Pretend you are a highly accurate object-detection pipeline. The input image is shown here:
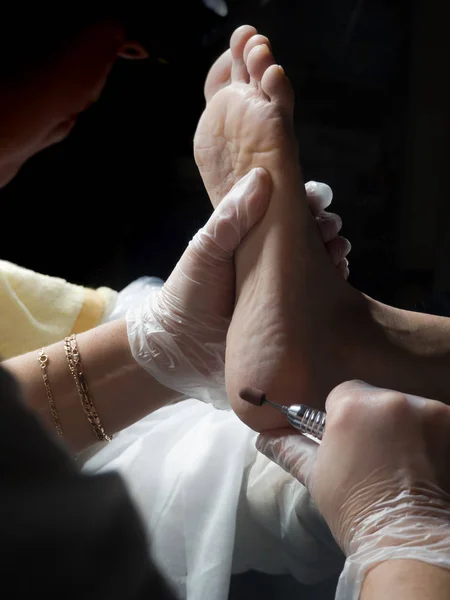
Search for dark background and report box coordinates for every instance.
[2,2,449,597]
[2,0,450,314]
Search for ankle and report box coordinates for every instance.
[337,294,450,404]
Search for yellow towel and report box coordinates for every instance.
[0,260,117,359]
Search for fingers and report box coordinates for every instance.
[193,168,271,261]
[305,181,351,274]
[338,258,350,280]
[326,236,351,266]
[325,380,380,414]
[305,181,333,213]
[323,380,440,447]
[316,211,342,243]
[256,429,318,488]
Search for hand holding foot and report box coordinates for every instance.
[128,167,271,407]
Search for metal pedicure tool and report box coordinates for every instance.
[239,386,326,443]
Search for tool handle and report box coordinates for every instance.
[287,405,326,441]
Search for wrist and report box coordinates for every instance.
[126,297,230,407]
[79,319,182,441]
[343,489,450,555]
[360,559,450,600]
[337,499,450,600]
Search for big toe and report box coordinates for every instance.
[230,24,257,82]
[204,49,232,102]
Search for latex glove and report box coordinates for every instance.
[256,380,450,600]
[127,169,348,407]
[306,180,351,279]
[127,168,270,407]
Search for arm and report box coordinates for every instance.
[3,318,182,452]
[0,365,176,599]
[362,560,450,600]
[0,258,116,359]
[1,174,348,453]
[1,169,273,452]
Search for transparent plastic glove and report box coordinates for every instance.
[127,168,271,407]
[306,181,351,279]
[127,170,348,408]
[256,380,450,600]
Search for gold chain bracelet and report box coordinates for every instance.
[64,334,112,443]
[38,348,64,438]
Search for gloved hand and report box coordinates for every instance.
[256,380,450,600]
[306,180,350,279]
[127,168,350,407]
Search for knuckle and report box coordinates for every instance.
[329,395,358,429]
[376,390,412,421]
[326,382,362,430]
[427,400,450,424]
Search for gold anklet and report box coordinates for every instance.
[38,348,64,438]
[64,334,112,443]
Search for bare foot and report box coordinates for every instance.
[202,39,351,279]
[195,26,363,432]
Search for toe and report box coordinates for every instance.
[204,49,232,102]
[246,44,276,85]
[261,63,294,110]
[230,25,257,82]
[243,34,272,63]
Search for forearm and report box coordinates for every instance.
[361,560,450,600]
[2,318,183,452]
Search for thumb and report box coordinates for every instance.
[256,430,319,490]
[195,168,271,261]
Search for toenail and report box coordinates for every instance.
[252,43,270,56]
